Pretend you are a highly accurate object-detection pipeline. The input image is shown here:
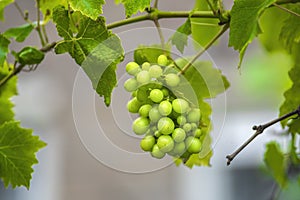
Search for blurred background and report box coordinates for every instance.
[0,0,298,199]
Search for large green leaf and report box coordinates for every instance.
[264,142,287,188]
[53,6,124,106]
[0,0,14,21]
[170,18,192,53]
[4,24,34,42]
[229,0,276,68]
[191,0,220,48]
[117,0,151,17]
[0,34,10,67]
[0,121,46,189]
[69,0,105,20]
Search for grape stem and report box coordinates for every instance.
[226,106,300,166]
[178,23,229,75]
[272,3,300,18]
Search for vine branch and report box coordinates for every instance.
[178,23,229,75]
[273,3,300,18]
[226,106,300,166]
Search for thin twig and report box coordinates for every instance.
[13,2,33,24]
[154,0,159,8]
[153,19,165,51]
[178,23,229,75]
[36,0,46,46]
[273,3,300,18]
[226,106,300,166]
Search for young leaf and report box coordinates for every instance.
[175,58,230,100]
[229,0,276,68]
[170,18,192,53]
[14,47,45,65]
[0,121,46,189]
[191,0,221,48]
[0,0,14,21]
[39,0,68,22]
[0,34,10,67]
[4,24,34,42]
[117,0,151,17]
[134,44,170,65]
[53,6,124,106]
[69,0,105,20]
[264,142,287,188]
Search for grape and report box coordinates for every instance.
[126,62,140,75]
[183,123,192,132]
[157,135,174,153]
[161,88,169,97]
[158,100,172,116]
[132,117,150,135]
[124,78,138,92]
[127,97,142,113]
[177,116,186,126]
[165,73,180,87]
[149,65,163,78]
[149,89,164,103]
[193,128,202,138]
[151,144,165,159]
[185,136,202,153]
[172,98,189,114]
[173,142,186,155]
[149,106,161,123]
[154,130,162,137]
[157,54,168,66]
[140,135,155,151]
[142,62,151,70]
[136,70,150,84]
[139,104,152,117]
[136,88,149,102]
[172,128,186,143]
[191,123,198,130]
[157,117,175,135]
[187,108,201,123]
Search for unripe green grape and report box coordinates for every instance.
[154,130,162,137]
[127,97,142,113]
[132,117,150,135]
[151,144,165,159]
[149,65,163,78]
[142,62,151,70]
[161,88,169,97]
[140,135,155,151]
[187,108,201,123]
[157,135,174,153]
[185,136,202,153]
[177,116,186,126]
[183,123,192,132]
[157,54,168,66]
[139,104,152,117]
[158,100,172,116]
[191,123,198,130]
[149,106,161,123]
[126,62,140,75]
[136,88,149,102]
[131,91,137,97]
[136,70,150,84]
[157,117,175,135]
[124,78,138,92]
[165,73,180,87]
[149,89,164,103]
[173,142,186,155]
[172,98,189,114]
[172,128,186,143]
[193,128,202,138]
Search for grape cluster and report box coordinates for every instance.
[124,55,203,160]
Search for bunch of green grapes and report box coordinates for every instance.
[124,55,203,160]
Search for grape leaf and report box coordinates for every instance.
[264,142,287,188]
[229,0,276,68]
[0,0,14,21]
[0,121,46,189]
[13,47,45,65]
[0,34,10,67]
[53,6,124,106]
[134,44,170,65]
[69,0,105,20]
[39,0,68,22]
[175,58,230,100]
[191,0,220,48]
[170,18,192,53]
[4,24,34,42]
[117,0,151,17]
